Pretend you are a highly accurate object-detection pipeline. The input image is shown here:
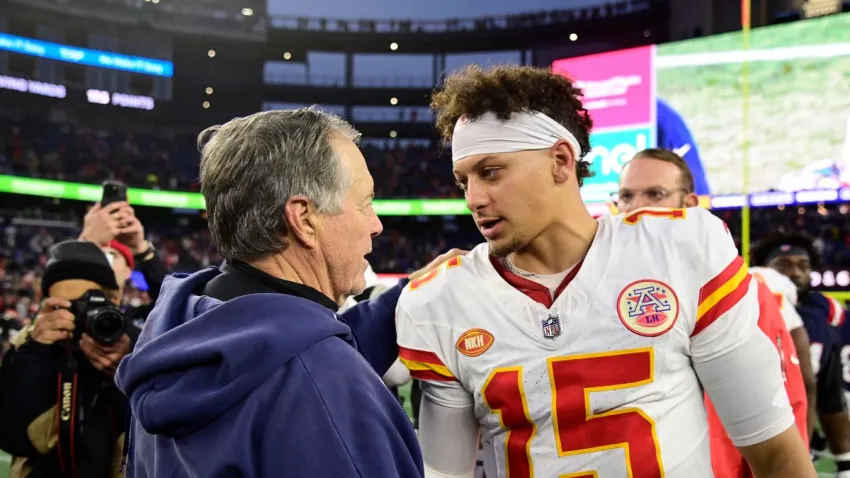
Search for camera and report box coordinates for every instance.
[69,290,126,345]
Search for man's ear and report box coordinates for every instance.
[683,192,700,208]
[283,196,320,249]
[552,140,576,184]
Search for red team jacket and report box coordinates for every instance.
[704,280,808,478]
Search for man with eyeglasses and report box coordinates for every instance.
[614,148,700,210]
[617,148,814,477]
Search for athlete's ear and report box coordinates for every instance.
[683,192,699,208]
[551,140,574,184]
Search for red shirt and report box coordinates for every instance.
[705,280,808,477]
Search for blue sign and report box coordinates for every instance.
[580,126,654,203]
[130,270,149,292]
[0,33,173,78]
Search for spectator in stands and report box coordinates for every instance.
[115,108,462,478]
[77,200,169,321]
[0,240,141,478]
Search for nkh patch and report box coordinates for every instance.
[616,279,680,337]
[455,328,495,357]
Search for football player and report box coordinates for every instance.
[617,150,812,477]
[396,65,815,478]
[752,233,850,477]
[747,266,814,438]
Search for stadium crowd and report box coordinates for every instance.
[0,118,461,198]
[2,203,850,360]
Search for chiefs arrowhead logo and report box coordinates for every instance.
[456,328,494,357]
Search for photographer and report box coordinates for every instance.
[0,240,139,478]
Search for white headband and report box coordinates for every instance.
[451,111,581,164]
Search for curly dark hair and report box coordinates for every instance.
[430,64,594,186]
[750,231,820,268]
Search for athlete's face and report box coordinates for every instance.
[768,254,812,294]
[616,157,699,213]
[453,143,573,257]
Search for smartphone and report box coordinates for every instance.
[101,181,128,207]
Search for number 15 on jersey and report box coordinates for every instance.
[481,348,665,477]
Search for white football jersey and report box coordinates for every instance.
[749,266,804,332]
[397,208,763,478]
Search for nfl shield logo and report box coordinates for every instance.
[541,315,561,339]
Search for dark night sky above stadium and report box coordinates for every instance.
[270,0,602,19]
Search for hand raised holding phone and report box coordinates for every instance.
[79,201,127,246]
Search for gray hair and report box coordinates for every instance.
[198,107,361,261]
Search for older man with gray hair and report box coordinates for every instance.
[116,108,459,478]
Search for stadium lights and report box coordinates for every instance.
[208,49,216,58]
[390,42,399,51]
[241,8,254,16]
[569,33,578,41]
[283,52,292,60]
[151,0,159,3]
[205,87,213,94]
[390,97,398,105]
[202,101,210,109]
[389,131,398,138]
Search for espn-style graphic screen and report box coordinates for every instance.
[552,12,850,200]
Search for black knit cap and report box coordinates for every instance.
[41,240,119,297]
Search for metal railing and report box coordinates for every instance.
[264,73,434,88]
[351,110,433,123]
[268,0,653,33]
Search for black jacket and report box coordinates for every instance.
[0,339,132,478]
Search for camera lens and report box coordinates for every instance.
[90,309,125,344]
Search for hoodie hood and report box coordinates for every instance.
[115,267,352,438]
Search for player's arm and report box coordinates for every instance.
[397,342,479,476]
[694,322,814,477]
[778,279,818,439]
[418,382,480,478]
[338,279,408,376]
[688,210,816,477]
[395,294,479,477]
[789,326,817,439]
[736,427,816,477]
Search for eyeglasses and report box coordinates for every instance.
[611,187,690,206]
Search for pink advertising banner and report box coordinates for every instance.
[552,45,655,131]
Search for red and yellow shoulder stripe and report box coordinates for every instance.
[827,296,846,327]
[398,346,457,382]
[693,255,751,336]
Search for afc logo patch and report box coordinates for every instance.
[616,279,680,337]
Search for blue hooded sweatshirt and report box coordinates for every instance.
[115,266,423,478]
